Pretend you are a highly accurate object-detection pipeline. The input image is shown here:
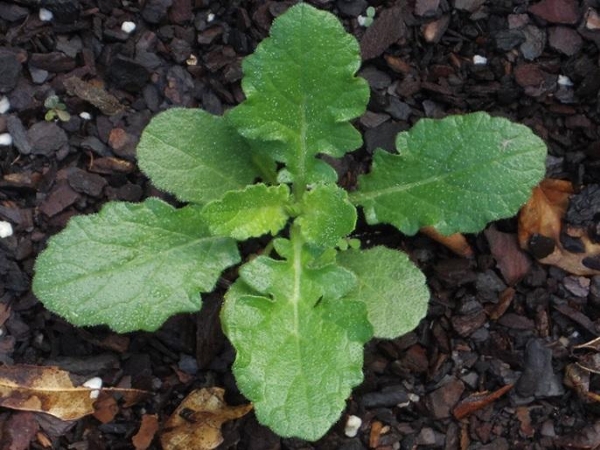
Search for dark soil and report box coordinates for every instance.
[1,0,600,449]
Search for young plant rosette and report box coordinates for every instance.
[33,4,547,440]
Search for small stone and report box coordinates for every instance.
[27,122,68,156]
[0,51,21,93]
[0,96,9,114]
[422,15,450,43]
[519,25,546,60]
[121,21,136,33]
[515,339,565,399]
[472,55,487,65]
[454,0,485,12]
[548,26,582,55]
[5,116,32,155]
[0,133,12,146]
[28,65,49,84]
[528,0,579,25]
[385,96,411,121]
[361,385,409,408]
[344,415,362,438]
[38,7,53,21]
[425,378,465,419]
[40,0,81,23]
[563,276,590,297]
[0,221,13,238]
[79,112,92,120]
[586,8,600,30]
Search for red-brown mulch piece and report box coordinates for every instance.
[452,384,513,420]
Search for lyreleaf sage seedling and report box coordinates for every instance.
[33,4,547,440]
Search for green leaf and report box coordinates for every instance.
[221,239,372,440]
[33,198,240,332]
[201,184,291,240]
[137,108,260,204]
[227,3,369,186]
[338,246,429,339]
[297,185,357,248]
[351,112,547,235]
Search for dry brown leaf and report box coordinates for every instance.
[160,387,252,450]
[421,226,474,258]
[132,414,159,450]
[452,384,513,420]
[518,179,600,276]
[0,365,148,421]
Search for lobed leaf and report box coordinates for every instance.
[338,246,430,339]
[297,184,357,248]
[221,238,372,440]
[137,108,260,204]
[226,3,369,185]
[351,112,548,235]
[33,198,239,332]
[201,184,291,240]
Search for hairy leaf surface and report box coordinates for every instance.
[297,185,356,248]
[352,112,547,235]
[221,240,372,440]
[226,3,369,185]
[137,108,259,204]
[202,184,291,240]
[33,198,239,332]
[338,246,429,339]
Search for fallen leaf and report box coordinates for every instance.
[0,365,148,420]
[518,179,600,276]
[132,414,160,450]
[160,387,252,450]
[421,226,473,258]
[92,391,119,423]
[63,76,124,116]
[452,384,513,420]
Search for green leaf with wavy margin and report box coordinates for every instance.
[338,246,429,339]
[33,198,239,332]
[137,108,260,204]
[201,184,291,240]
[226,3,369,185]
[297,185,356,248]
[351,112,547,235]
[221,238,372,440]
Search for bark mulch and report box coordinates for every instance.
[1,0,600,448]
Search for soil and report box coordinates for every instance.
[1,0,600,449]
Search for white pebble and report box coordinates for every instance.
[79,111,92,120]
[344,415,362,438]
[0,96,9,114]
[39,7,53,21]
[0,221,13,238]
[121,21,136,34]
[207,12,215,22]
[0,133,12,146]
[558,75,574,86]
[357,15,367,26]
[472,55,487,65]
[83,377,103,399]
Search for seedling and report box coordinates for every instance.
[44,94,70,122]
[33,4,547,440]
[358,6,376,27]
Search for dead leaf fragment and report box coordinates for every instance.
[63,76,124,116]
[518,179,600,276]
[452,384,513,420]
[421,226,473,258]
[0,365,148,421]
[160,387,252,450]
[132,414,160,450]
